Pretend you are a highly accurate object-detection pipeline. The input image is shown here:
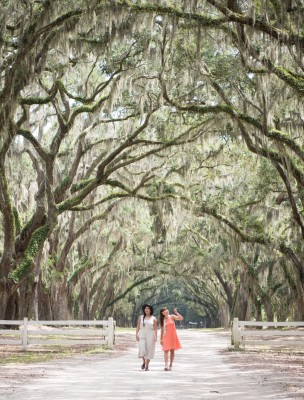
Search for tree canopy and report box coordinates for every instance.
[1,0,304,326]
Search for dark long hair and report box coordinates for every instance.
[142,304,153,326]
[159,307,168,328]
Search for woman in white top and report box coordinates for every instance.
[135,304,157,371]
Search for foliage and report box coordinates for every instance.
[1,0,304,325]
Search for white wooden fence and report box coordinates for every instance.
[232,317,304,349]
[0,318,115,351]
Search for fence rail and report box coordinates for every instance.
[232,318,304,349]
[0,318,115,351]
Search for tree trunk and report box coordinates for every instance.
[233,269,250,320]
[0,153,16,319]
[281,246,304,320]
[38,284,53,320]
[251,295,262,321]
[98,286,115,320]
[261,295,274,321]
[78,277,90,320]
[293,279,304,320]
[0,280,9,320]
[19,279,35,319]
[4,291,19,321]
[217,304,230,327]
[53,278,71,320]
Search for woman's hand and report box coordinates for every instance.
[136,334,139,342]
[173,308,184,320]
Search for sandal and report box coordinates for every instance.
[164,364,168,371]
[145,366,149,371]
[141,363,145,370]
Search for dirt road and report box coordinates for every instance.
[1,330,295,399]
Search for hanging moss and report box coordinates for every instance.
[9,224,50,283]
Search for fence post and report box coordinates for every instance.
[233,318,240,350]
[22,317,28,351]
[107,317,114,349]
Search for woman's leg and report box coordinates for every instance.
[169,350,175,369]
[145,358,150,370]
[139,338,146,369]
[164,350,169,370]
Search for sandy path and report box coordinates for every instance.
[1,330,294,399]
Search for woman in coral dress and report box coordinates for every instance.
[160,307,183,371]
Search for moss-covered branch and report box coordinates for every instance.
[198,203,304,277]
[18,128,49,161]
[117,0,304,48]
[106,274,157,308]
[259,58,304,96]
[19,84,59,105]
[9,224,50,283]
[0,158,16,278]
[57,178,99,213]
[205,0,304,48]
[163,87,304,186]
[117,0,225,27]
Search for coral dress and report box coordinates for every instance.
[162,316,182,351]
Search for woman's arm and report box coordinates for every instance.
[135,316,141,341]
[154,317,157,342]
[172,308,184,321]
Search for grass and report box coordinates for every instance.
[0,326,229,365]
[0,344,109,366]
